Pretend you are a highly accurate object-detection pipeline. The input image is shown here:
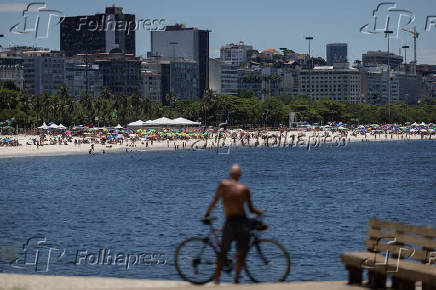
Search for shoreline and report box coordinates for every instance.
[0,133,433,159]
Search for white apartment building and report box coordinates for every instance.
[298,66,361,103]
[22,50,65,95]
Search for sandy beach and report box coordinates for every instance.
[0,131,433,159]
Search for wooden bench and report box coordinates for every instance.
[341,218,436,290]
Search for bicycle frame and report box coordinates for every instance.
[176,216,290,284]
[202,219,269,265]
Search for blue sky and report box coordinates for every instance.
[0,0,435,64]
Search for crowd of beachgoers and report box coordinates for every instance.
[0,121,434,157]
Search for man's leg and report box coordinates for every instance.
[234,226,250,283]
[234,248,248,283]
[216,222,232,285]
[214,251,225,285]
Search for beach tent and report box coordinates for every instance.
[172,117,201,126]
[149,117,176,126]
[114,124,123,129]
[57,124,67,130]
[38,122,49,130]
[127,120,145,127]
[48,123,59,129]
[420,122,427,126]
[411,122,419,127]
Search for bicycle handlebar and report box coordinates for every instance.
[202,213,265,224]
[201,216,217,225]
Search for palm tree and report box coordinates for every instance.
[165,92,177,105]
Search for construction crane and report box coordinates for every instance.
[402,27,419,65]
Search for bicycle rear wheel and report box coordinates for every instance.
[244,238,290,283]
[174,237,217,284]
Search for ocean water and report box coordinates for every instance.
[0,140,435,283]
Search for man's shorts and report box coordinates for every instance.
[221,216,251,254]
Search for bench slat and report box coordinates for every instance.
[369,218,436,238]
[364,240,434,263]
[367,229,436,249]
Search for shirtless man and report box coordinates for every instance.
[204,164,263,284]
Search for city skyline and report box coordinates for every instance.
[0,0,435,64]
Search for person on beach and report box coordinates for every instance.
[204,164,264,284]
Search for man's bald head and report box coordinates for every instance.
[229,164,242,180]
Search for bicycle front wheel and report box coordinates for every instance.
[244,238,290,283]
[174,237,217,284]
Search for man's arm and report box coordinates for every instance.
[204,181,223,217]
[246,187,264,215]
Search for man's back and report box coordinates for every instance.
[219,179,248,219]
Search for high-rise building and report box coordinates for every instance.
[65,57,104,98]
[281,70,300,95]
[151,24,209,98]
[209,58,222,94]
[220,64,239,96]
[326,43,348,66]
[60,6,136,57]
[299,67,361,103]
[396,73,420,104]
[160,58,200,102]
[362,51,403,70]
[0,47,65,95]
[416,64,436,99]
[360,65,399,104]
[141,59,162,103]
[22,50,65,95]
[0,58,24,89]
[220,42,253,66]
[93,53,141,96]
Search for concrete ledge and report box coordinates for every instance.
[0,274,367,290]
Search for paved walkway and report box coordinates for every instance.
[0,274,368,290]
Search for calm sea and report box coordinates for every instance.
[1,140,435,283]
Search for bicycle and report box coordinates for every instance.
[174,215,290,284]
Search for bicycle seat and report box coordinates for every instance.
[201,216,217,225]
